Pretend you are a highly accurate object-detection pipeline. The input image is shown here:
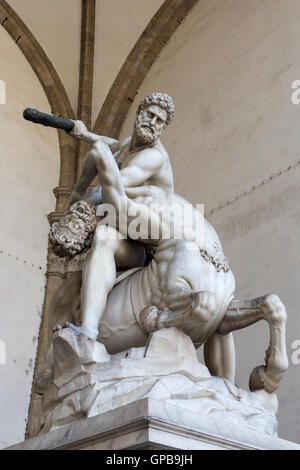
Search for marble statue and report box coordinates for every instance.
[53,93,176,342]
[35,93,289,437]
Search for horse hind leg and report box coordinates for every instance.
[164,286,216,321]
[140,289,216,338]
[204,332,236,383]
[158,243,217,324]
[218,294,288,393]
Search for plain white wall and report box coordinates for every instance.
[121,0,300,443]
[9,0,81,113]
[0,27,59,448]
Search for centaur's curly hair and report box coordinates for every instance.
[136,92,175,125]
[49,200,97,258]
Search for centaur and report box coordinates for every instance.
[49,139,288,395]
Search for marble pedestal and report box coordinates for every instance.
[29,326,282,438]
[7,326,300,450]
[7,397,300,450]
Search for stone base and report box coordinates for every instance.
[38,326,280,436]
[10,326,300,450]
[7,397,300,450]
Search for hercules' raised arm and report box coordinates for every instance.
[68,92,175,205]
[69,119,120,152]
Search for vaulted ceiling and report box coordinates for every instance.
[8,0,164,124]
[2,0,199,135]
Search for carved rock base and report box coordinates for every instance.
[7,397,300,450]
[37,326,280,438]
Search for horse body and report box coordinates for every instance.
[98,224,235,354]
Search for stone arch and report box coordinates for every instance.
[0,0,76,194]
[93,0,199,139]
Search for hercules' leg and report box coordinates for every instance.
[80,225,145,339]
[79,225,120,340]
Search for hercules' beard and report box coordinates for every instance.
[134,114,159,144]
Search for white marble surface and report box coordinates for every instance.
[49,91,288,398]
[6,397,300,450]
[38,326,281,440]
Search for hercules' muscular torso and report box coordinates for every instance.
[114,137,174,193]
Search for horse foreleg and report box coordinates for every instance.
[204,332,235,383]
[218,294,288,393]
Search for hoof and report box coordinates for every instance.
[249,365,266,392]
[249,363,287,394]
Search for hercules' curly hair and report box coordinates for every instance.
[136,93,175,125]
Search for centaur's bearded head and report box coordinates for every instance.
[49,200,97,257]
